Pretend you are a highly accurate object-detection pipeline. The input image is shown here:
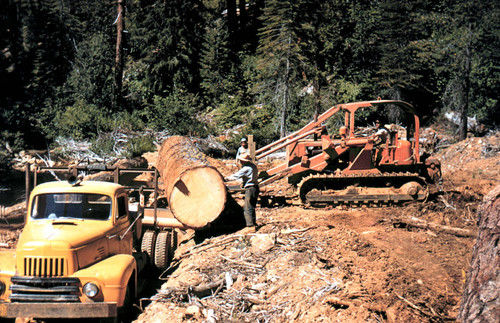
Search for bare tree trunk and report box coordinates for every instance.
[458,184,500,322]
[459,23,472,141]
[226,0,237,44]
[238,0,247,31]
[113,0,124,110]
[279,35,292,138]
[313,71,320,123]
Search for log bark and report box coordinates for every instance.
[156,136,227,229]
[458,184,500,322]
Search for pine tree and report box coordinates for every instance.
[439,0,500,140]
[256,0,304,137]
[199,18,232,105]
[1,0,76,144]
[375,0,444,122]
[128,0,207,95]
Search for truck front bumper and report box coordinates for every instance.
[0,302,117,318]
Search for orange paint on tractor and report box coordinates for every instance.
[253,100,442,206]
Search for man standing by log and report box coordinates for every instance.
[225,153,259,232]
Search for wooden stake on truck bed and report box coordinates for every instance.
[156,136,227,229]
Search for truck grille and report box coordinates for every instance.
[23,257,66,277]
[9,276,80,302]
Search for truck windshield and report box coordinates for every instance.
[31,193,112,220]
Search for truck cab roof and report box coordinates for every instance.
[31,180,125,196]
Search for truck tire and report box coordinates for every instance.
[141,230,156,265]
[154,231,172,270]
[117,285,132,318]
[104,284,133,323]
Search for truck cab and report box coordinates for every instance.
[0,179,145,319]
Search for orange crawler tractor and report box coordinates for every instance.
[256,100,442,206]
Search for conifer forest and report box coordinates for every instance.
[0,0,499,161]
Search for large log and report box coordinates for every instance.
[156,136,227,229]
[458,184,500,322]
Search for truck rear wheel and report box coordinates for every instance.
[141,230,156,265]
[154,231,172,270]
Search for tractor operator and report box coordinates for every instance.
[373,120,389,146]
[372,119,389,165]
[225,152,259,232]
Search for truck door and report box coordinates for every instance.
[116,194,133,254]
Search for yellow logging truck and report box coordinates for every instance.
[0,165,178,321]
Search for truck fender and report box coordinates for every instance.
[0,251,16,275]
[74,254,137,306]
[0,251,16,301]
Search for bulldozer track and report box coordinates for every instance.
[297,172,428,207]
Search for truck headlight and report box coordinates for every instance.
[83,282,100,298]
[0,280,5,296]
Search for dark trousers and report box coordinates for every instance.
[244,185,259,227]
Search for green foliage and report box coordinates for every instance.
[0,131,24,152]
[144,92,209,137]
[0,131,24,170]
[256,0,307,137]
[51,100,111,140]
[90,133,117,158]
[435,0,500,135]
[333,79,365,103]
[213,97,253,129]
[112,110,146,132]
[122,60,153,108]
[125,135,157,158]
[66,33,114,108]
[200,18,232,105]
[128,0,207,95]
[246,106,280,146]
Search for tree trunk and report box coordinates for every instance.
[458,184,500,322]
[114,0,124,110]
[226,0,237,46]
[156,136,228,229]
[459,23,472,141]
[238,0,247,31]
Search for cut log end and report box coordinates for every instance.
[170,167,227,228]
[156,136,230,229]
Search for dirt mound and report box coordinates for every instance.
[435,132,499,195]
